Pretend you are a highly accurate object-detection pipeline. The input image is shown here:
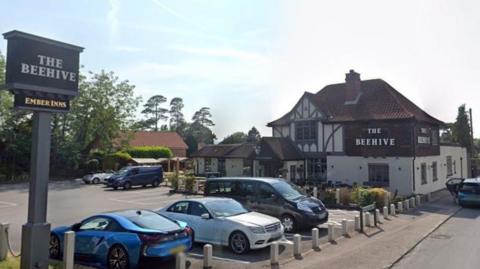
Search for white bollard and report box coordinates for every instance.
[375,209,381,224]
[176,252,186,269]
[293,234,301,257]
[397,201,403,213]
[335,188,341,204]
[63,231,75,269]
[270,241,279,265]
[410,197,416,208]
[383,206,388,219]
[312,228,320,249]
[404,200,410,211]
[354,216,361,231]
[365,212,371,227]
[328,224,335,241]
[341,219,348,236]
[313,187,318,198]
[390,204,396,216]
[194,180,199,193]
[203,244,213,269]
[416,195,421,206]
[0,223,9,261]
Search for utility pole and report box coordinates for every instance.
[469,108,476,177]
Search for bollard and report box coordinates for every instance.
[375,209,381,224]
[335,188,340,204]
[397,201,403,212]
[390,204,396,216]
[176,252,186,269]
[0,223,9,261]
[410,197,416,208]
[341,219,348,236]
[194,181,199,194]
[313,186,318,198]
[365,212,371,227]
[328,224,335,241]
[404,200,410,211]
[354,216,361,231]
[203,244,213,269]
[270,241,279,265]
[427,192,432,202]
[312,228,320,249]
[416,195,421,206]
[63,231,75,269]
[383,206,388,219]
[293,234,301,257]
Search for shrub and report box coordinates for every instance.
[103,151,132,170]
[185,175,196,193]
[85,159,100,172]
[166,172,179,190]
[350,187,376,207]
[125,146,173,159]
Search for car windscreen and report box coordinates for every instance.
[126,211,179,231]
[460,183,480,193]
[114,167,129,176]
[272,181,304,201]
[205,200,248,217]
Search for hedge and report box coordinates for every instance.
[125,146,173,159]
[103,151,133,170]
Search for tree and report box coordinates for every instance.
[192,107,214,126]
[184,122,216,155]
[452,104,473,152]
[247,127,261,143]
[220,132,248,144]
[169,97,186,134]
[440,123,455,143]
[141,95,168,131]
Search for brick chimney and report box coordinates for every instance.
[344,69,362,105]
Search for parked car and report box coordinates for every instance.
[83,171,114,184]
[49,209,192,269]
[446,177,465,198]
[107,166,163,190]
[457,177,480,207]
[158,197,284,254]
[204,177,328,232]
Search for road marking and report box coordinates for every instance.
[0,200,18,208]
[108,196,185,206]
[187,253,251,264]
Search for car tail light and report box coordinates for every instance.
[184,226,193,237]
[139,234,165,245]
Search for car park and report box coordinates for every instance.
[158,197,284,254]
[82,171,114,184]
[107,166,163,190]
[456,177,480,207]
[204,177,328,232]
[49,209,192,269]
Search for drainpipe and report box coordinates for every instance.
[412,121,416,193]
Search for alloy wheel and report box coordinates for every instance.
[281,215,295,232]
[49,234,60,259]
[152,179,160,187]
[93,178,100,184]
[230,232,249,254]
[123,182,131,190]
[108,245,129,269]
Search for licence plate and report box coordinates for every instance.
[169,245,186,255]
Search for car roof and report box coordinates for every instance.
[207,177,285,184]
[180,197,234,204]
[96,209,176,232]
[463,177,480,184]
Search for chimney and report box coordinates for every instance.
[344,69,362,104]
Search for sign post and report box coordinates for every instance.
[2,30,83,269]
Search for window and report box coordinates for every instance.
[126,211,177,230]
[307,159,323,181]
[421,163,427,185]
[207,181,239,196]
[168,201,189,214]
[238,181,256,197]
[242,159,252,176]
[218,159,225,176]
[295,121,317,141]
[453,160,457,174]
[258,183,276,200]
[290,165,296,181]
[368,164,389,187]
[431,129,438,145]
[446,156,453,176]
[189,202,209,217]
[432,162,438,182]
[80,217,111,231]
[205,158,212,172]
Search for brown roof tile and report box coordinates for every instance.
[128,131,188,149]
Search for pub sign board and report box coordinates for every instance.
[2,30,83,112]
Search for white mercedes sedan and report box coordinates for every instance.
[158,197,284,254]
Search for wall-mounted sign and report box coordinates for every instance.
[2,30,83,112]
[417,136,431,144]
[355,128,396,146]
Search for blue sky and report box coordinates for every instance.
[1,0,480,140]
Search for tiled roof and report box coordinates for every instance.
[269,79,443,126]
[190,144,250,158]
[127,131,188,149]
[258,137,303,160]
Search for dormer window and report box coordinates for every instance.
[296,121,317,142]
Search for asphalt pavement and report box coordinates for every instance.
[393,206,480,269]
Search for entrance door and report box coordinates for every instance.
[290,165,296,182]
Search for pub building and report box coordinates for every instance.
[192,70,467,195]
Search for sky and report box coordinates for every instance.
[1,0,479,141]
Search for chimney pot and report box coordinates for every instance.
[344,69,362,104]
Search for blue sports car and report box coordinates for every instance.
[50,209,192,269]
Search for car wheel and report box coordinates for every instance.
[92,178,100,184]
[281,214,296,233]
[113,187,118,190]
[152,179,160,188]
[229,231,250,254]
[108,244,129,269]
[49,234,61,259]
[123,182,132,190]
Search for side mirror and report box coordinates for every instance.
[201,213,210,220]
[71,223,81,231]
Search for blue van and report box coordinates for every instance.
[107,166,163,190]
[457,178,480,207]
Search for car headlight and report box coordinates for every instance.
[297,203,313,213]
[248,226,266,234]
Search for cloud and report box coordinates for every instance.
[107,0,120,42]
[173,46,267,63]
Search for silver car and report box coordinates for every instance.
[158,197,284,254]
[82,171,113,184]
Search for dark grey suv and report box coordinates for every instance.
[204,177,328,232]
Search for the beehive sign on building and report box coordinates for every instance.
[3,30,83,112]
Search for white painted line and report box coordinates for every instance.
[187,253,251,264]
[0,201,18,208]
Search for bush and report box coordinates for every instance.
[125,146,173,159]
[103,151,132,170]
[185,175,196,193]
[350,187,376,207]
[85,159,100,172]
[166,172,179,190]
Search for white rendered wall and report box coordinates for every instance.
[225,158,245,177]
